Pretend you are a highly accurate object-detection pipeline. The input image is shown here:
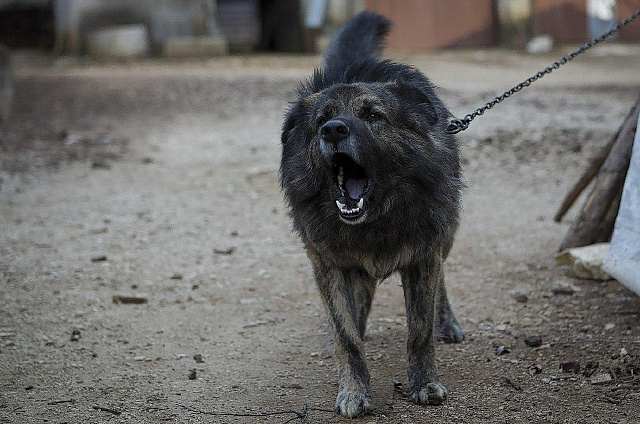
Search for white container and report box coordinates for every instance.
[87,24,150,59]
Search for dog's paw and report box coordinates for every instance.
[334,388,373,418]
[407,381,447,406]
[436,316,464,343]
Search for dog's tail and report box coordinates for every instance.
[324,11,391,70]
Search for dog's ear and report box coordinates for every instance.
[388,81,439,127]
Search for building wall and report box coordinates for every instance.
[365,0,498,50]
[533,0,588,42]
[617,0,640,41]
[532,0,640,42]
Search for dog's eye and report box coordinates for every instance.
[366,112,381,123]
[317,116,328,127]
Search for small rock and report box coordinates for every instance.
[112,294,148,304]
[134,356,147,361]
[555,244,611,280]
[511,292,528,303]
[604,323,615,331]
[170,273,183,280]
[496,346,510,356]
[560,362,580,373]
[524,336,543,348]
[503,377,522,391]
[552,285,575,295]
[620,347,628,356]
[188,369,197,380]
[528,364,542,375]
[393,380,403,394]
[566,140,582,153]
[174,353,187,359]
[583,362,599,377]
[70,330,81,342]
[281,383,304,389]
[590,372,613,385]
[193,354,204,363]
[91,255,107,262]
[91,160,111,170]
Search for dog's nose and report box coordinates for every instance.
[320,120,349,145]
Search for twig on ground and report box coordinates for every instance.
[92,404,122,415]
[179,403,309,421]
[611,385,640,391]
[47,399,74,405]
[550,339,640,345]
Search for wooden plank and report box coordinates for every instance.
[365,0,497,50]
[558,99,640,251]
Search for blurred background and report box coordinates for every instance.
[0,0,639,57]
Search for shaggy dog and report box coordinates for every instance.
[280,12,464,418]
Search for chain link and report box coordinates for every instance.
[447,8,640,134]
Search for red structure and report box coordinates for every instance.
[365,0,640,51]
[365,0,498,50]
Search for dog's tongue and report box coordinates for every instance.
[345,178,366,200]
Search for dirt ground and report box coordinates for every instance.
[1,48,640,424]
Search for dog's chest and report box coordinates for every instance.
[344,244,416,280]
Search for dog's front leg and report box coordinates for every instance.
[400,252,448,406]
[311,257,372,418]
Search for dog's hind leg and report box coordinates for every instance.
[435,273,464,343]
[310,256,373,417]
[400,253,448,406]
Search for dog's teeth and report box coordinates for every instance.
[336,200,346,209]
[357,198,364,209]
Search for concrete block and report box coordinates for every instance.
[87,25,150,60]
[556,243,611,280]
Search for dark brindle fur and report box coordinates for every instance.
[280,12,464,418]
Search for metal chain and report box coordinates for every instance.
[446,8,640,135]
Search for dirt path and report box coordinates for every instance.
[1,50,640,423]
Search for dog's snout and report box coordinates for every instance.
[320,120,350,145]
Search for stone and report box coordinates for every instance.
[590,372,613,385]
[556,243,611,280]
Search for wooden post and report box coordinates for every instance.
[558,99,640,251]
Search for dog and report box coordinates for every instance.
[280,12,464,418]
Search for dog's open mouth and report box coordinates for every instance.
[332,153,372,224]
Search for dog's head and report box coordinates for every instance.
[281,61,461,232]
